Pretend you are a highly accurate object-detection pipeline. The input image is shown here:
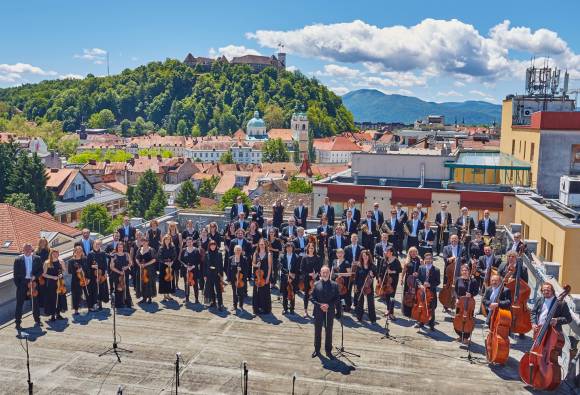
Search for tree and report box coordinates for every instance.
[79,203,112,234]
[175,180,199,208]
[220,150,234,164]
[176,119,189,136]
[88,109,116,129]
[5,193,36,212]
[0,142,17,201]
[8,152,54,214]
[262,138,289,163]
[145,188,167,219]
[120,119,131,136]
[199,176,219,199]
[292,141,300,164]
[288,177,313,193]
[218,188,251,211]
[263,103,285,129]
[128,170,162,218]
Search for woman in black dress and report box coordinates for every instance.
[208,222,222,246]
[299,242,320,318]
[180,237,202,304]
[267,229,282,290]
[228,245,249,311]
[332,248,352,312]
[135,238,157,304]
[453,264,479,342]
[69,245,92,315]
[158,234,176,301]
[252,238,272,315]
[247,221,261,256]
[168,222,183,290]
[354,249,377,323]
[87,239,110,310]
[381,246,402,319]
[35,237,50,311]
[110,242,132,308]
[401,246,422,318]
[204,240,224,309]
[43,249,67,321]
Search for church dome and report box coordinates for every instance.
[247,110,265,129]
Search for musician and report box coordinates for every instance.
[317,196,335,226]
[395,202,408,225]
[332,248,352,312]
[435,203,452,256]
[87,239,110,310]
[353,250,377,323]
[198,228,210,254]
[476,245,502,292]
[35,238,49,310]
[246,221,261,256]
[204,240,225,311]
[401,247,422,318]
[229,228,252,258]
[344,233,362,266]
[381,246,402,320]
[208,222,222,246]
[405,210,424,251]
[293,198,308,227]
[442,235,465,285]
[342,209,358,236]
[416,253,440,330]
[453,264,479,342]
[168,222,183,290]
[469,230,485,261]
[383,209,403,256]
[293,227,308,256]
[13,243,43,330]
[228,245,249,311]
[75,228,94,257]
[477,210,496,239]
[158,234,177,301]
[117,216,136,244]
[252,238,272,315]
[328,225,347,262]
[42,249,67,322]
[110,242,132,308]
[182,220,199,245]
[455,207,475,247]
[230,195,249,221]
[317,215,333,260]
[508,232,524,253]
[267,229,282,290]
[281,217,298,242]
[250,197,264,228]
[498,250,528,283]
[372,202,385,227]
[135,238,157,304]
[280,243,300,314]
[342,199,361,223]
[272,198,285,229]
[416,203,427,222]
[300,242,321,318]
[311,265,341,359]
[69,245,93,314]
[362,210,378,237]
[374,233,390,261]
[147,219,162,252]
[419,220,435,247]
[261,218,278,239]
[181,237,203,304]
[234,212,249,231]
[482,274,512,326]
[531,283,572,335]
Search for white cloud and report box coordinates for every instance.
[437,90,464,97]
[209,45,261,60]
[329,86,350,95]
[59,73,84,80]
[0,63,57,83]
[315,64,360,78]
[286,65,298,72]
[469,89,497,102]
[453,81,465,88]
[74,48,107,64]
[490,20,568,55]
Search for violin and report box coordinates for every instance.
[117,272,126,292]
[376,260,394,297]
[76,264,90,288]
[188,267,196,287]
[57,274,67,295]
[164,264,174,282]
[142,264,150,284]
[286,273,295,300]
[453,294,475,341]
[519,285,571,391]
[27,279,38,298]
[403,274,417,308]
[411,285,432,324]
[439,256,457,310]
[254,268,267,288]
[97,269,107,284]
[38,275,45,286]
[485,273,512,365]
[506,260,532,335]
[336,275,348,296]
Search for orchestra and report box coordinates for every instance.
[10,198,576,391]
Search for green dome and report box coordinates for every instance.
[247,110,265,128]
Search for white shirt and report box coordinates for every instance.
[490,286,500,304]
[24,254,33,279]
[374,210,380,222]
[286,255,292,271]
[411,219,419,237]
[539,297,555,326]
[484,218,490,234]
[336,236,342,249]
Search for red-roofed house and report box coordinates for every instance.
[46,168,94,201]
[313,136,363,163]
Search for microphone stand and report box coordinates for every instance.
[333,300,360,365]
[291,373,296,395]
[21,332,33,395]
[242,361,248,395]
[99,291,132,362]
[175,352,181,395]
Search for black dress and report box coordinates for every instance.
[247,232,260,256]
[147,228,162,251]
[111,253,132,308]
[180,247,202,302]
[354,264,377,322]
[43,260,67,316]
[36,248,49,309]
[170,233,182,287]
[252,252,272,314]
[204,250,223,306]
[135,247,157,299]
[300,255,320,311]
[332,258,352,311]
[87,250,110,304]
[402,256,422,317]
[268,238,282,285]
[158,245,176,294]
[228,255,249,309]
[68,257,92,310]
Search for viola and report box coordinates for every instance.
[411,285,432,325]
[27,279,38,298]
[403,274,417,308]
[254,268,267,288]
[164,264,174,282]
[76,265,90,288]
[519,285,571,391]
[506,261,532,335]
[485,274,512,364]
[453,294,475,340]
[286,274,295,300]
[188,267,196,287]
[439,256,457,310]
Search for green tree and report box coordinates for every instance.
[8,152,54,214]
[0,142,17,201]
[262,138,289,163]
[145,188,167,219]
[79,203,112,234]
[176,119,189,136]
[198,176,219,199]
[88,109,116,129]
[5,193,36,212]
[288,177,312,193]
[175,180,199,208]
[292,141,301,164]
[218,188,251,211]
[263,103,285,129]
[220,150,234,164]
[128,169,162,217]
[120,119,131,136]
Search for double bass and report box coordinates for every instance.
[485,272,512,364]
[506,255,532,335]
[411,283,433,325]
[519,285,571,391]
[439,256,458,310]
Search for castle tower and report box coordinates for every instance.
[291,106,309,155]
[278,52,286,69]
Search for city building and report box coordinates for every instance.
[313,136,364,164]
[46,168,94,201]
[54,188,126,227]
[246,111,267,138]
[184,51,286,73]
[125,156,198,185]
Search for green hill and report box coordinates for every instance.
[342,89,500,124]
[0,59,353,137]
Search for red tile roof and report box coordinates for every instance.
[267,129,294,141]
[313,136,362,152]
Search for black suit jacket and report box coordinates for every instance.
[272,205,284,227]
[281,225,298,241]
[382,217,403,235]
[230,204,249,220]
[359,218,378,235]
[477,218,496,237]
[233,220,249,231]
[396,209,408,225]
[435,212,453,231]
[342,207,361,223]
[482,287,512,311]
[316,205,335,226]
[261,226,279,239]
[530,296,572,332]
[417,264,441,291]
[293,206,308,227]
[75,238,94,256]
[279,253,300,276]
[371,210,384,227]
[342,219,358,235]
[229,238,252,257]
[498,261,528,283]
[476,254,502,277]
[420,228,435,244]
[117,225,136,242]
[373,242,391,260]
[250,205,264,227]
[418,210,427,222]
[13,254,43,286]
[405,219,425,237]
[455,216,476,233]
[328,235,348,261]
[344,243,362,263]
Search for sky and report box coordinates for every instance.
[2,0,580,103]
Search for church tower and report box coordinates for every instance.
[291,105,309,155]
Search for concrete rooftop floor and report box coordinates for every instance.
[0,257,576,395]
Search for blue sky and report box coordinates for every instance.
[2,0,580,103]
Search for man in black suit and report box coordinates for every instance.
[416,203,427,222]
[261,218,278,239]
[435,203,452,255]
[250,197,264,228]
[531,283,572,334]
[272,199,285,229]
[406,210,424,251]
[293,227,308,256]
[316,196,335,226]
[344,233,362,264]
[507,232,524,254]
[455,206,476,248]
[229,228,251,257]
[342,209,358,237]
[342,199,361,223]
[442,234,465,285]
[482,274,512,325]
[75,228,93,256]
[317,215,333,260]
[230,195,249,221]
[328,225,347,262]
[233,212,249,231]
[293,199,308,228]
[371,202,384,228]
[395,202,408,225]
[382,209,403,255]
[477,210,496,240]
[117,216,136,243]
[416,253,440,330]
[476,245,502,292]
[281,217,298,242]
[374,233,391,260]
[498,250,528,283]
[361,210,378,237]
[311,265,341,359]
[280,243,300,314]
[13,243,43,330]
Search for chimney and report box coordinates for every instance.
[353,171,359,185]
[134,153,139,159]
[88,159,97,165]
[105,159,111,164]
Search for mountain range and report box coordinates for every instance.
[342,89,501,124]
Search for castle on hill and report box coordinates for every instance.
[184,50,286,73]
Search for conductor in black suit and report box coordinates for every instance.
[316,196,335,226]
[117,216,136,243]
[230,196,249,221]
[293,199,308,228]
[311,265,340,359]
[13,243,43,330]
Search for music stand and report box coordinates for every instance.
[99,291,132,362]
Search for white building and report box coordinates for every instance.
[313,136,363,164]
[246,111,267,138]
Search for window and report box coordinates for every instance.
[2,240,12,249]
[546,242,553,261]
[530,142,535,162]
[519,140,522,154]
[540,237,547,260]
[520,220,528,239]
[523,141,527,159]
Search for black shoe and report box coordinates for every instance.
[48,317,56,322]
[218,305,224,311]
[311,351,320,358]
[429,325,435,331]
[15,323,22,331]
[518,333,526,339]
[326,352,336,360]
[56,314,64,320]
[289,309,294,314]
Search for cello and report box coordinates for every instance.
[485,272,512,364]
[376,258,394,297]
[519,285,571,391]
[453,295,475,342]
[439,256,457,310]
[411,283,432,325]
[506,258,532,335]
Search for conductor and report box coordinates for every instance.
[311,265,341,359]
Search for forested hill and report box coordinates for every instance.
[0,59,354,137]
